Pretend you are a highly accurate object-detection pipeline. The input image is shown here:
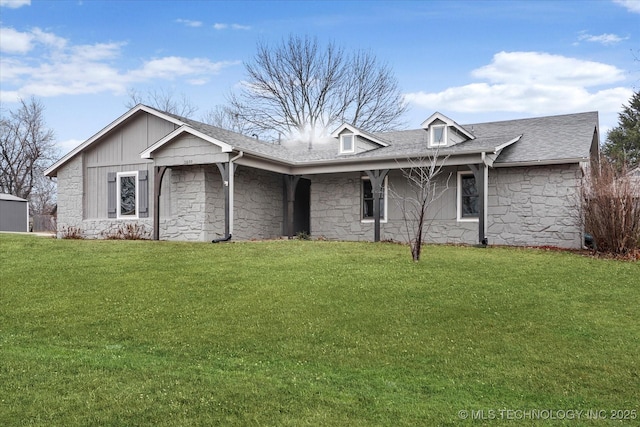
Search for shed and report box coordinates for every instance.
[0,194,29,232]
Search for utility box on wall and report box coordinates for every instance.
[0,194,29,232]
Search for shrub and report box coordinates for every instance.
[60,226,84,239]
[101,223,151,240]
[295,230,311,240]
[581,160,640,255]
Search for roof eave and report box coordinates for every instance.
[44,104,185,177]
[140,125,234,159]
[493,157,589,168]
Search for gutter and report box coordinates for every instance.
[493,157,589,168]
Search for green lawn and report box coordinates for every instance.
[1,235,638,426]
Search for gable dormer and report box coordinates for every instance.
[331,123,389,155]
[421,112,475,148]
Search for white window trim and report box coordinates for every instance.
[457,171,479,222]
[116,171,139,219]
[429,124,448,147]
[340,133,355,154]
[361,176,388,223]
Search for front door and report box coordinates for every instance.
[293,178,311,235]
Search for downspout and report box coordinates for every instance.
[212,151,243,243]
[228,151,243,236]
[481,152,489,245]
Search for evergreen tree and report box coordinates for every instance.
[603,90,640,169]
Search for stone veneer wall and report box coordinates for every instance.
[487,164,583,248]
[55,155,154,238]
[55,154,84,238]
[309,171,477,244]
[160,165,210,241]
[56,156,583,247]
[310,172,370,241]
[157,164,284,242]
[55,161,283,241]
[232,166,283,240]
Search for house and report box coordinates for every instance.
[44,105,599,248]
[0,193,29,232]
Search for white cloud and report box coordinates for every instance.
[213,22,251,30]
[613,0,640,13]
[404,51,631,118]
[130,57,239,81]
[472,51,624,86]
[0,27,33,53]
[31,28,67,50]
[176,19,203,28]
[0,26,240,103]
[0,27,68,54]
[577,31,628,45]
[0,0,30,8]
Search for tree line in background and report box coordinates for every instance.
[0,97,58,216]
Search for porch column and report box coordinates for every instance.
[153,166,168,241]
[468,163,487,245]
[365,169,389,242]
[284,175,300,238]
[216,162,237,239]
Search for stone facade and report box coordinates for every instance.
[160,165,212,241]
[55,155,584,248]
[308,170,477,244]
[55,154,84,237]
[487,164,582,248]
[307,165,583,248]
[233,166,283,240]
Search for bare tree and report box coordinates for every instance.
[0,97,58,213]
[392,154,451,261]
[229,35,407,144]
[126,87,199,117]
[201,105,252,135]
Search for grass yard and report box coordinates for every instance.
[1,235,639,426]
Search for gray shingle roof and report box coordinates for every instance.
[467,112,598,164]
[163,108,599,166]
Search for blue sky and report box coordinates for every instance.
[1,0,638,155]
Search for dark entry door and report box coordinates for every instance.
[293,178,311,235]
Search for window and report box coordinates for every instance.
[430,124,447,147]
[457,172,478,221]
[117,171,138,218]
[340,134,355,154]
[362,176,387,222]
[107,170,148,219]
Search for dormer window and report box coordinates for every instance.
[340,133,355,154]
[430,124,447,147]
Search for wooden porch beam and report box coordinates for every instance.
[468,163,486,246]
[153,166,168,241]
[365,169,389,242]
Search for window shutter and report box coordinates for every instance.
[107,172,117,218]
[138,170,149,218]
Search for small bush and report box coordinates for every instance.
[60,226,84,239]
[581,161,640,255]
[101,223,150,240]
[295,230,311,240]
